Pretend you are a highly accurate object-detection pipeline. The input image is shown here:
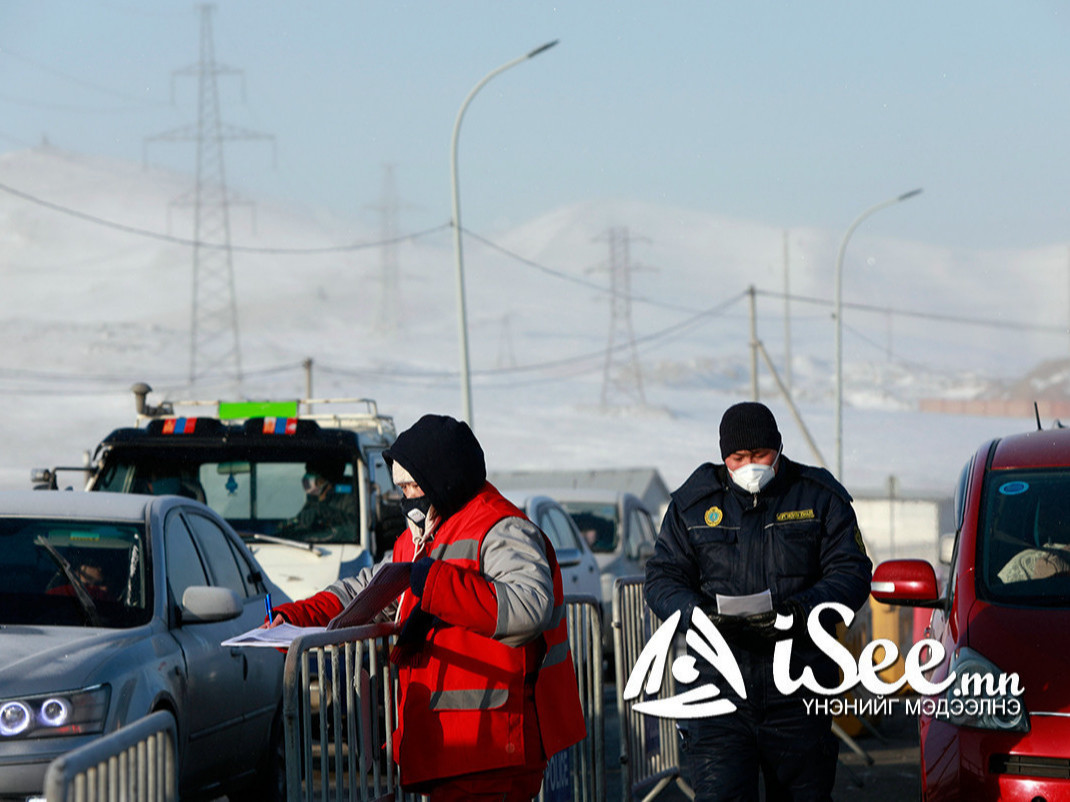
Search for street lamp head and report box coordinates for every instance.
[898,188,923,202]
[527,40,559,59]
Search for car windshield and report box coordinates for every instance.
[979,468,1070,607]
[0,518,150,627]
[96,457,359,544]
[560,501,618,553]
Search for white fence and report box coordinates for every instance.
[612,577,694,802]
[44,710,177,802]
[280,597,606,802]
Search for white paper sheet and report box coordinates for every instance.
[221,622,325,648]
[714,589,773,617]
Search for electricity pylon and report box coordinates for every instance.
[144,3,274,389]
[590,226,653,408]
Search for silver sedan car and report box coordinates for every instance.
[499,490,603,602]
[0,491,289,802]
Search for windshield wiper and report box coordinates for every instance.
[35,536,102,627]
[244,531,326,556]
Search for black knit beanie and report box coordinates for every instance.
[718,402,782,460]
[383,414,486,520]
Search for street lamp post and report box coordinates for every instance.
[834,188,922,481]
[450,40,559,428]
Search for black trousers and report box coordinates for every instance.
[679,653,839,802]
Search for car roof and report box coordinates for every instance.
[499,488,562,508]
[542,487,633,504]
[988,427,1070,470]
[0,490,155,521]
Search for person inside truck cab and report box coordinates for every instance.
[274,459,357,542]
[137,466,206,503]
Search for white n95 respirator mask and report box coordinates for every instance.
[729,451,780,494]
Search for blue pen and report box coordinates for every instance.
[265,592,274,622]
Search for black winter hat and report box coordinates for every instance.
[718,402,782,460]
[383,414,486,520]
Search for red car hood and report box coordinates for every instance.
[967,600,1070,714]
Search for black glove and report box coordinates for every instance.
[699,606,747,639]
[743,610,779,641]
[410,557,434,596]
[389,608,437,666]
[745,600,807,642]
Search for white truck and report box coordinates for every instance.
[34,383,406,601]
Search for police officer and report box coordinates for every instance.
[644,401,872,802]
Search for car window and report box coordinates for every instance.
[225,535,263,594]
[164,511,209,608]
[560,501,617,553]
[627,507,657,559]
[539,505,581,551]
[184,512,250,598]
[978,467,1070,606]
[0,517,150,628]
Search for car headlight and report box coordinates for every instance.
[0,685,109,739]
[936,647,1028,733]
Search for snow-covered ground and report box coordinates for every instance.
[0,146,1063,505]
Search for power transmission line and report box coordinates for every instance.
[755,288,1067,334]
[0,179,450,253]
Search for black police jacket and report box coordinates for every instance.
[644,456,872,643]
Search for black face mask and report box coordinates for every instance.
[400,495,432,529]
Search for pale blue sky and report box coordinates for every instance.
[2,1,1069,249]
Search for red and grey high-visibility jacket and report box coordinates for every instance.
[391,482,586,785]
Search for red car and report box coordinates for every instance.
[872,425,1070,801]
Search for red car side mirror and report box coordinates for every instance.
[871,559,943,607]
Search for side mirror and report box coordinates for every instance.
[871,559,943,608]
[556,547,582,569]
[181,586,243,624]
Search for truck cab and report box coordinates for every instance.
[37,383,406,601]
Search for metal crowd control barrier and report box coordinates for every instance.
[612,577,695,802]
[282,598,605,802]
[540,594,605,802]
[282,621,407,802]
[44,710,177,802]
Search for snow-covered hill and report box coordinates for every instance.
[0,146,1065,498]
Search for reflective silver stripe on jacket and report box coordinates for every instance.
[542,634,570,669]
[428,687,508,711]
[430,538,480,562]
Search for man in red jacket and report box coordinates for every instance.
[269,414,586,801]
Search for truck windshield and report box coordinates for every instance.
[0,519,150,627]
[980,468,1070,606]
[96,458,359,544]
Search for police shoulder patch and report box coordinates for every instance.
[775,509,815,522]
[704,506,723,527]
[854,525,867,555]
